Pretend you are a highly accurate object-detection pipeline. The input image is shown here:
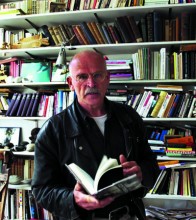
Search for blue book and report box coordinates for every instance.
[16,94,27,116]
[5,93,18,116]
[30,93,42,116]
[167,94,180,117]
[21,94,32,117]
[9,93,22,116]
[26,94,36,116]
[80,22,97,44]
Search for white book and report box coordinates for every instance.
[159,48,166,79]
[151,170,167,194]
[168,169,175,195]
[139,91,153,116]
[65,155,143,199]
[136,91,148,114]
[106,96,127,102]
[188,97,196,118]
[173,170,179,195]
[142,95,155,118]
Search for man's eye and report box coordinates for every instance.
[94,73,102,78]
[78,74,88,80]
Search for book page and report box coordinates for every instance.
[94,156,120,190]
[66,163,95,194]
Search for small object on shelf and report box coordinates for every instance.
[10,34,49,49]
[22,178,32,184]
[9,175,22,185]
[26,143,35,152]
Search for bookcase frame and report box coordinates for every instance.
[0,2,196,212]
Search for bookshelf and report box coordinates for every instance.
[1,2,196,216]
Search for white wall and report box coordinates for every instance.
[0,119,45,145]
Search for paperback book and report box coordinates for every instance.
[65,155,143,199]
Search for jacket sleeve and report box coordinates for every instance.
[31,118,80,220]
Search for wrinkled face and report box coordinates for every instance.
[67,52,110,111]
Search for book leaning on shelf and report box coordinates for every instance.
[65,155,144,199]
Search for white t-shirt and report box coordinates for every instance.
[91,114,107,135]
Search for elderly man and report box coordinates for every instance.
[32,50,159,220]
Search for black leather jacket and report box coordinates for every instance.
[32,99,159,220]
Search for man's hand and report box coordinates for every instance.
[73,183,114,210]
[119,154,143,181]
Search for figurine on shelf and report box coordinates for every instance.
[26,127,40,152]
[0,64,8,83]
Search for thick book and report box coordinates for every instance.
[16,93,27,116]
[21,93,32,117]
[65,155,143,199]
[5,93,18,116]
[9,93,22,116]
[79,22,97,44]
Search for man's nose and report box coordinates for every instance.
[86,75,96,86]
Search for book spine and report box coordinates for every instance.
[16,93,27,117]
[127,16,143,42]
[79,22,97,44]
[5,93,18,116]
[9,93,22,116]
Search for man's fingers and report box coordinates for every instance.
[119,154,127,164]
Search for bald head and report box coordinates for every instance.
[69,50,107,73]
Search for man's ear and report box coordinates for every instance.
[67,76,75,91]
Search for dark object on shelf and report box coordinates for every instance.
[29,128,40,143]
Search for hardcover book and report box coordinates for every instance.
[65,155,143,199]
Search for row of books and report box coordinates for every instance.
[37,11,196,48]
[132,46,196,80]
[127,86,196,118]
[150,163,196,197]
[4,90,75,117]
[3,9,195,50]
[5,190,53,220]
[9,158,34,180]
[0,0,158,16]
[1,0,195,16]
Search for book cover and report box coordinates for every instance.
[86,22,100,44]
[5,93,18,116]
[65,155,143,199]
[30,93,42,117]
[90,22,105,44]
[9,93,22,116]
[39,25,55,46]
[127,16,143,42]
[52,26,63,45]
[26,94,36,117]
[48,26,59,45]
[20,61,51,83]
[95,22,108,44]
[79,22,97,44]
[115,16,135,43]
[16,93,27,117]
[150,91,168,118]
[74,25,89,45]
[21,93,32,117]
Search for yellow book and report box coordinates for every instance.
[150,91,168,117]
[0,9,25,16]
[167,148,192,151]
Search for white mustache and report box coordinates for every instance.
[85,87,99,95]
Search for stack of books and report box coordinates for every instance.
[106,59,133,81]
[165,135,196,157]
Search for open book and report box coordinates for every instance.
[65,155,143,199]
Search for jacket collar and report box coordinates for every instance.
[64,98,134,138]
